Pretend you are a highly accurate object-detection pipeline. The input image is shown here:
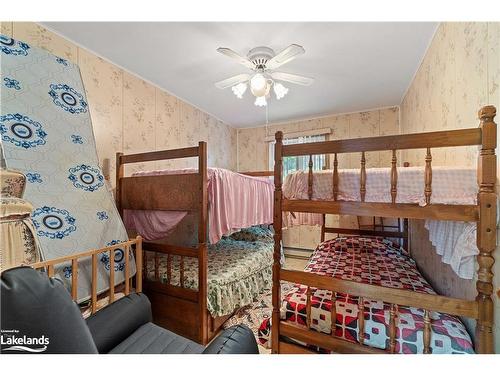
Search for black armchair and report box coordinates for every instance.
[1,267,258,354]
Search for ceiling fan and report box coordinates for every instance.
[215,44,314,107]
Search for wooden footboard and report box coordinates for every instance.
[143,242,232,343]
[142,242,204,342]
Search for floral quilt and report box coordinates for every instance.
[146,226,274,317]
[258,237,474,354]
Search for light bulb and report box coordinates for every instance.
[250,73,268,97]
[273,82,289,100]
[254,96,267,107]
[231,83,247,99]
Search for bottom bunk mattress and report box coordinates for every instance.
[258,237,474,354]
[145,226,274,317]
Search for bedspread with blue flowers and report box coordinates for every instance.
[0,35,133,301]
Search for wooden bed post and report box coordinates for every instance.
[272,131,284,354]
[115,152,124,216]
[198,141,209,345]
[476,105,497,354]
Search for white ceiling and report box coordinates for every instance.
[42,22,437,128]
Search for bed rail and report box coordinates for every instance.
[272,105,497,354]
[281,128,482,157]
[240,171,274,177]
[31,236,142,314]
[279,269,478,354]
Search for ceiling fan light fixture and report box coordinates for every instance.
[215,44,313,107]
[231,82,247,99]
[254,96,267,107]
[250,73,268,97]
[273,82,289,100]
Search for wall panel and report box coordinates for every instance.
[8,22,236,188]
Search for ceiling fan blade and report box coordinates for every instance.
[266,44,305,70]
[270,71,314,86]
[215,73,250,89]
[217,47,255,70]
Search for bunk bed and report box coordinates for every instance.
[115,143,274,345]
[269,105,497,354]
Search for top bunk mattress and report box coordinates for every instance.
[124,167,274,243]
[283,166,477,205]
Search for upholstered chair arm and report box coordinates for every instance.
[86,293,152,353]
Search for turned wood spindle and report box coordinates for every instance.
[47,264,54,278]
[423,309,432,354]
[424,148,432,205]
[124,245,130,295]
[109,249,115,303]
[154,252,160,281]
[320,214,326,243]
[272,131,284,353]
[91,253,98,314]
[391,150,398,203]
[135,238,143,294]
[389,303,398,353]
[332,153,339,201]
[306,287,312,329]
[71,259,78,301]
[142,250,148,283]
[167,253,172,285]
[308,155,314,200]
[330,291,337,336]
[180,256,185,288]
[360,152,366,202]
[358,297,365,345]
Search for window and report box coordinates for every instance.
[268,134,327,179]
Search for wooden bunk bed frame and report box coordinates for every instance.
[115,142,272,345]
[30,237,143,313]
[272,105,497,354]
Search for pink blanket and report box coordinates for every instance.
[123,168,274,243]
[282,166,478,227]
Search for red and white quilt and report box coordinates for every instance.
[258,237,474,354]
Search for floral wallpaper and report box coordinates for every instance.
[237,107,400,249]
[400,22,500,351]
[237,107,399,172]
[401,23,499,167]
[2,22,237,188]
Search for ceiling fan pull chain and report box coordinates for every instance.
[265,100,269,137]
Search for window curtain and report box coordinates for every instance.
[268,134,326,177]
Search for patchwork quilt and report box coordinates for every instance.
[0,35,132,301]
[146,226,274,317]
[258,237,474,354]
